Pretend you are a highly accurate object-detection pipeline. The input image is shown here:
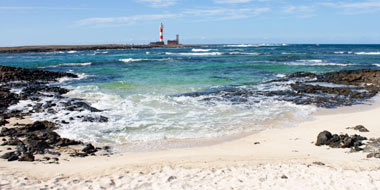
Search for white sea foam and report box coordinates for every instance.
[119,58,172,63]
[67,50,77,54]
[228,52,259,55]
[224,44,285,48]
[63,62,92,66]
[298,59,323,63]
[281,52,306,55]
[285,60,352,66]
[95,51,108,54]
[355,52,380,55]
[17,81,317,145]
[191,48,217,52]
[119,58,147,63]
[56,72,89,84]
[165,52,223,56]
[374,64,380,67]
[224,44,256,47]
[8,99,37,113]
[39,62,92,68]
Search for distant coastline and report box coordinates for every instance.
[0,44,203,54]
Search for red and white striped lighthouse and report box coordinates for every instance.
[159,23,163,42]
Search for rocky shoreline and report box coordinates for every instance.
[0,66,110,163]
[179,69,380,108]
[2,66,380,163]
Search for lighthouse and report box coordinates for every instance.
[150,23,178,46]
[159,23,163,42]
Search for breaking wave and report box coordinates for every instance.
[284,60,353,66]
[191,48,217,52]
[39,62,92,68]
[119,58,147,63]
[355,52,380,55]
[165,52,223,56]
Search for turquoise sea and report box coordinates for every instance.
[1,44,380,146]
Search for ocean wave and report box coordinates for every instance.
[285,60,352,66]
[67,51,77,54]
[275,74,286,78]
[298,59,323,63]
[281,52,307,55]
[63,62,92,66]
[373,64,380,67]
[224,44,286,48]
[333,51,356,54]
[56,72,89,84]
[224,44,257,47]
[227,52,259,55]
[119,58,147,63]
[355,52,380,55]
[39,62,92,68]
[119,58,173,63]
[95,51,108,54]
[165,52,223,56]
[191,48,217,52]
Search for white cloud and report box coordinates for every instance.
[319,1,380,14]
[0,6,86,10]
[340,1,380,9]
[78,6,270,26]
[137,0,178,7]
[213,0,252,4]
[282,5,315,18]
[183,7,270,21]
[78,14,178,26]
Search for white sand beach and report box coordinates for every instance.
[1,97,380,189]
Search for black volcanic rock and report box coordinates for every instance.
[0,65,77,83]
[1,151,19,161]
[0,87,19,113]
[18,152,35,162]
[353,125,370,132]
[315,131,332,146]
[319,69,380,86]
[315,130,367,151]
[177,69,380,108]
[82,144,97,154]
[0,121,82,161]
[0,115,8,126]
[288,72,317,78]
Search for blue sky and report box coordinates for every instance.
[1,0,380,46]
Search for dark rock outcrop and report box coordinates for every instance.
[82,144,97,154]
[0,66,110,162]
[364,138,380,159]
[315,131,333,146]
[0,65,77,83]
[177,69,380,108]
[315,130,367,151]
[1,151,19,161]
[353,125,370,132]
[0,115,8,126]
[0,121,82,162]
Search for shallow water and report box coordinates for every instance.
[2,44,380,146]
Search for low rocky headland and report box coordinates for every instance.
[0,44,200,54]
